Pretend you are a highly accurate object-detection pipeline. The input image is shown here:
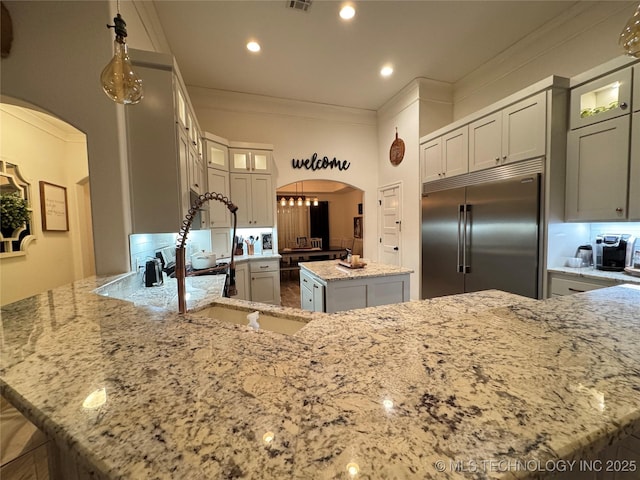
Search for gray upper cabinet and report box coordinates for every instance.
[127,50,190,234]
[629,112,640,220]
[570,67,632,129]
[566,115,630,221]
[634,66,640,113]
[469,92,546,172]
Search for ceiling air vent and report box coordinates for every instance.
[287,0,312,12]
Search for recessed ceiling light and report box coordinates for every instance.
[339,5,355,20]
[247,41,261,53]
[380,65,393,77]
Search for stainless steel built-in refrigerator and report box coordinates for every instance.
[421,171,541,299]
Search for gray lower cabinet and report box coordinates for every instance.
[300,269,325,312]
[249,259,280,305]
[300,268,410,313]
[233,259,281,305]
[548,272,616,297]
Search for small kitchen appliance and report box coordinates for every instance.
[575,244,593,267]
[144,258,164,287]
[595,234,635,271]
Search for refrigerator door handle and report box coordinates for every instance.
[463,204,471,273]
[457,204,464,273]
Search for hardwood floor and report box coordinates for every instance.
[280,273,301,309]
[1,397,49,480]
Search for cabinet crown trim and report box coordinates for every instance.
[229,141,274,150]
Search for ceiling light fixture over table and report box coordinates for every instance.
[100,2,143,105]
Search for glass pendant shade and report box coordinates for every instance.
[101,39,143,104]
[288,197,294,207]
[280,197,286,207]
[297,197,303,206]
[305,198,311,207]
[620,3,640,58]
[313,198,319,206]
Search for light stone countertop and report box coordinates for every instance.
[548,266,640,285]
[300,259,413,282]
[1,273,640,479]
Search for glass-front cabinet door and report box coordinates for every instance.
[229,147,272,173]
[570,67,632,129]
[205,138,229,171]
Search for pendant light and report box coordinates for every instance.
[620,3,640,58]
[296,182,303,206]
[280,197,286,207]
[313,197,319,207]
[100,3,143,104]
[289,197,295,207]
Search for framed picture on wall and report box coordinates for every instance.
[353,216,363,239]
[261,232,273,251]
[39,181,69,231]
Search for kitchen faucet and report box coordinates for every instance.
[176,192,238,314]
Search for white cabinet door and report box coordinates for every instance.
[421,126,468,183]
[566,115,630,221]
[502,91,546,164]
[251,271,280,305]
[300,269,324,311]
[570,67,632,129]
[635,66,640,113]
[469,111,502,172]
[630,112,640,220]
[420,137,442,183]
[207,169,230,227]
[250,174,274,227]
[229,149,272,173]
[177,127,191,217]
[229,173,252,226]
[188,145,203,194]
[470,93,546,172]
[229,173,274,227]
[205,139,229,171]
[442,126,468,178]
[233,262,249,300]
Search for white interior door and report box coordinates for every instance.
[378,183,402,266]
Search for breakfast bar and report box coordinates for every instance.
[1,276,640,479]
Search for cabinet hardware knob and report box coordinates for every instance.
[495,157,500,163]
[502,155,507,160]
[620,102,628,110]
[616,207,624,213]
[313,284,319,289]
[393,246,399,251]
[568,288,585,293]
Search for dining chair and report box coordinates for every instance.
[310,237,322,249]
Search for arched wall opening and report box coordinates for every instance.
[276,179,364,256]
[0,100,94,305]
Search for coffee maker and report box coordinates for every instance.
[594,234,635,271]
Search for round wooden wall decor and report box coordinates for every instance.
[389,128,405,165]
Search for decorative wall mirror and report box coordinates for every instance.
[1,160,35,256]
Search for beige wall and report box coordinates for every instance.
[1,1,132,276]
[190,87,380,260]
[0,107,90,305]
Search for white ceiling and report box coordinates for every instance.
[152,0,585,110]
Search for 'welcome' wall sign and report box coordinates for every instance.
[292,153,350,171]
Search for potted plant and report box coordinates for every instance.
[0,191,30,237]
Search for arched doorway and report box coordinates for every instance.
[276,180,364,255]
[0,101,94,305]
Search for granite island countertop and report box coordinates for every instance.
[300,259,413,282]
[1,275,640,479]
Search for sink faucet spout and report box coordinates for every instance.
[176,192,238,314]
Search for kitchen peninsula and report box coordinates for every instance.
[299,259,412,313]
[1,276,640,479]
